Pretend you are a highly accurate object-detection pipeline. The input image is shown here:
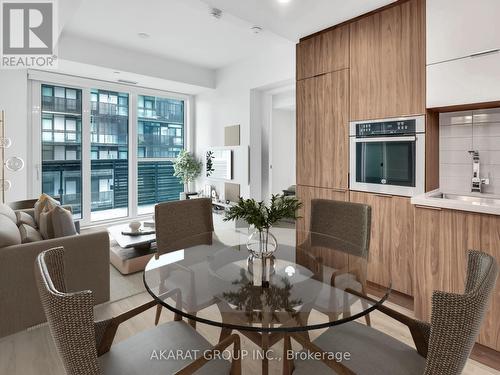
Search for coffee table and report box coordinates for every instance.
[108,222,157,275]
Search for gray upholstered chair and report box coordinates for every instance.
[309,199,372,325]
[154,198,214,325]
[35,247,241,375]
[284,250,498,375]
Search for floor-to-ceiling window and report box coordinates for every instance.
[90,89,129,221]
[137,95,184,215]
[35,79,187,225]
[41,85,82,218]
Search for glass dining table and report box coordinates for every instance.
[143,227,392,375]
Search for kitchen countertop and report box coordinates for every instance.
[411,189,500,216]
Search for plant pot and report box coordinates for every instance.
[246,228,278,258]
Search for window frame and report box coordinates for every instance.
[29,75,191,227]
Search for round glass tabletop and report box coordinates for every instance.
[143,228,391,333]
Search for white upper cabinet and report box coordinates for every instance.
[427,0,500,65]
[427,0,500,108]
[427,52,500,108]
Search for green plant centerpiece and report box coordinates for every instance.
[224,194,302,258]
[173,150,202,195]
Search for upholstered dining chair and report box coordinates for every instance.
[154,198,214,325]
[35,247,241,375]
[309,199,372,325]
[284,250,498,375]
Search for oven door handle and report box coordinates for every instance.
[354,136,417,143]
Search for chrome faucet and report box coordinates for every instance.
[468,150,490,193]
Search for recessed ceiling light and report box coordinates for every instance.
[277,0,292,4]
[137,32,150,39]
[251,26,263,34]
[113,71,120,74]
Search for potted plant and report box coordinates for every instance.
[173,150,202,199]
[224,194,302,258]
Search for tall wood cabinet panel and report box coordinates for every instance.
[296,78,316,186]
[315,70,349,190]
[296,70,349,189]
[413,206,443,320]
[414,206,500,351]
[350,191,414,295]
[478,214,500,350]
[391,196,415,296]
[350,192,391,289]
[296,25,349,81]
[349,0,425,120]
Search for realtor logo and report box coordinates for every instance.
[1,0,58,68]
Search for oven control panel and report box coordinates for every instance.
[356,119,416,137]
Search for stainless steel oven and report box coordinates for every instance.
[349,116,425,197]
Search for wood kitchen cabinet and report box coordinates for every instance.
[349,0,425,120]
[296,77,316,187]
[296,25,349,81]
[414,206,500,351]
[349,191,414,295]
[296,69,349,189]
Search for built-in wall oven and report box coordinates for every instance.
[349,115,425,197]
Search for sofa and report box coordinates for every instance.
[0,202,110,338]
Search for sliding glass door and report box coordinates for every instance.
[35,80,187,225]
[137,95,184,215]
[41,85,82,217]
[90,89,129,221]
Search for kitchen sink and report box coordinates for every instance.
[430,193,500,206]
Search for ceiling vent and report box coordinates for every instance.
[117,79,138,85]
[210,7,222,19]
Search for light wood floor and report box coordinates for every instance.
[0,291,499,375]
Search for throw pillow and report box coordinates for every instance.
[51,206,77,238]
[19,224,43,243]
[0,215,22,248]
[38,210,55,240]
[34,193,60,226]
[0,203,17,224]
[15,211,37,229]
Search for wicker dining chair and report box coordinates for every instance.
[309,199,372,325]
[284,250,498,375]
[155,198,214,256]
[35,247,241,375]
[154,198,214,325]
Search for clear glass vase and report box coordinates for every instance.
[246,228,278,258]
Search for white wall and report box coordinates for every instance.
[0,70,29,202]
[194,43,295,200]
[58,34,216,89]
[271,109,296,195]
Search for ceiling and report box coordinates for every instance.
[62,0,291,70]
[62,0,395,71]
[199,0,396,41]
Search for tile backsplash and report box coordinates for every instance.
[440,108,500,195]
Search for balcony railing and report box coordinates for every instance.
[91,191,114,210]
[137,108,183,123]
[42,96,82,115]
